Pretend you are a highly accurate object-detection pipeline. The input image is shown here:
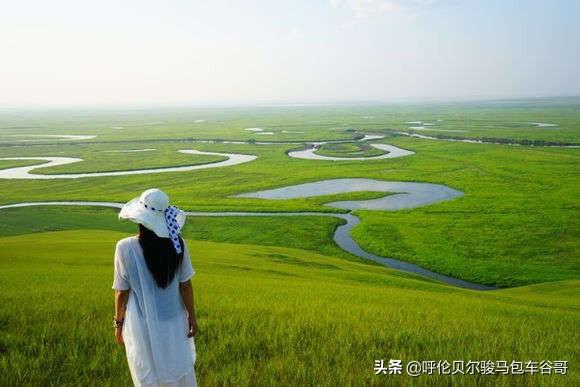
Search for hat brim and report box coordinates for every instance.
[118,197,186,238]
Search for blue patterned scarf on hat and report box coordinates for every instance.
[164,205,183,254]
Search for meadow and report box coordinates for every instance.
[315,142,387,158]
[0,135,577,286]
[0,229,577,386]
[0,99,578,385]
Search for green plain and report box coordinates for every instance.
[0,99,578,385]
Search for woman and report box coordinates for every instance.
[113,188,199,387]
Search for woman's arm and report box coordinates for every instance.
[179,280,198,337]
[114,289,130,344]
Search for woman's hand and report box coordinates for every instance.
[113,289,129,346]
[115,326,124,345]
[188,316,198,338]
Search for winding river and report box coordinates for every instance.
[2,128,574,290]
[0,150,256,179]
[182,134,413,161]
[0,178,493,290]
[0,134,416,179]
[287,143,414,161]
[0,133,500,290]
[234,178,463,210]
[1,134,97,141]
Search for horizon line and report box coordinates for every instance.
[1,94,579,111]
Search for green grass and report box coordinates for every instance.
[315,142,386,157]
[0,206,354,261]
[0,101,578,385]
[0,136,577,287]
[0,230,577,386]
[2,99,579,144]
[0,143,227,174]
[353,207,579,287]
[0,159,49,170]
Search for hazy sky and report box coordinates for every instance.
[1,0,579,106]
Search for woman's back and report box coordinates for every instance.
[116,236,188,320]
[114,235,197,386]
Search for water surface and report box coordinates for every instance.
[0,149,256,179]
[235,178,462,210]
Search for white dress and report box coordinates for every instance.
[113,236,197,387]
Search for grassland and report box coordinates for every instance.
[0,100,578,385]
[0,159,49,170]
[0,206,352,261]
[315,142,386,157]
[0,142,227,174]
[0,230,577,386]
[2,99,578,143]
[0,135,577,286]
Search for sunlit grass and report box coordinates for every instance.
[0,230,577,386]
[315,142,386,157]
[0,136,577,286]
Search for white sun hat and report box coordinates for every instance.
[119,188,186,250]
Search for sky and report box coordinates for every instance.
[1,0,579,106]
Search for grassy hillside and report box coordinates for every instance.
[0,103,578,385]
[0,230,577,386]
[0,206,353,261]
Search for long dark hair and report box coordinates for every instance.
[138,224,184,288]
